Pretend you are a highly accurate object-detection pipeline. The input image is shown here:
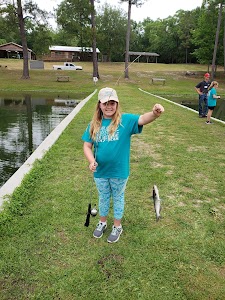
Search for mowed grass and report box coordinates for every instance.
[0,60,225,299]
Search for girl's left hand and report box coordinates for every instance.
[153,104,165,117]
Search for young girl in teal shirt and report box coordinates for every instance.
[82,87,164,243]
[206,81,220,124]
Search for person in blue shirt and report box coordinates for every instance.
[82,87,164,243]
[206,81,220,124]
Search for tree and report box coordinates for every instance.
[120,0,147,78]
[27,23,53,56]
[17,0,29,79]
[1,1,52,65]
[0,2,20,44]
[175,9,199,64]
[90,0,99,78]
[192,0,224,67]
[56,0,91,48]
[224,9,225,73]
[96,3,127,62]
[211,2,223,79]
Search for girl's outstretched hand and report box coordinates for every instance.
[153,104,164,117]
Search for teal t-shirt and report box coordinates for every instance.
[208,87,217,107]
[82,113,143,178]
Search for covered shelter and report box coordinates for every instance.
[46,46,101,62]
[0,42,35,60]
[128,51,160,63]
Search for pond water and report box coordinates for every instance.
[0,94,83,188]
[166,95,225,121]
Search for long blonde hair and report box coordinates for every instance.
[90,101,121,141]
[208,81,218,91]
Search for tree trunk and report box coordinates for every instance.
[224,8,225,73]
[17,0,30,79]
[90,0,99,79]
[211,2,222,80]
[124,0,132,79]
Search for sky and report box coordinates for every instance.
[35,0,203,27]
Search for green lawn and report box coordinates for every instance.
[0,60,225,299]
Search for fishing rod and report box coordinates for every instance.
[84,177,98,227]
[84,144,98,227]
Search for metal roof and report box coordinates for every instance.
[49,46,100,53]
[128,51,159,57]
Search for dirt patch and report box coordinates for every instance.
[98,254,124,279]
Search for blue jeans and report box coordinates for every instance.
[199,94,208,116]
[94,178,128,220]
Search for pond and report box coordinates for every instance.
[166,95,225,122]
[0,94,85,188]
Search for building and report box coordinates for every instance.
[44,46,100,62]
[0,42,35,60]
[128,51,160,63]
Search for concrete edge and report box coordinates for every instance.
[0,89,97,209]
[138,88,225,125]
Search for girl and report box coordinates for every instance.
[206,81,220,124]
[82,87,164,243]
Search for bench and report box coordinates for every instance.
[56,76,70,82]
[151,78,166,85]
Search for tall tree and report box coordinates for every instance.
[56,0,91,48]
[0,2,20,44]
[120,0,146,79]
[17,0,29,79]
[90,0,99,79]
[175,9,199,64]
[192,0,224,67]
[224,8,225,73]
[96,3,127,62]
[27,23,53,56]
[211,2,223,79]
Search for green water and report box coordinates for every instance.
[0,95,82,188]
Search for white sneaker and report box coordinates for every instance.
[107,225,123,243]
[93,222,107,238]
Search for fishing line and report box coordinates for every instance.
[115,53,143,86]
[103,53,144,102]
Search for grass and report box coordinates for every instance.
[0,60,225,299]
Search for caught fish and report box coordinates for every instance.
[152,185,161,221]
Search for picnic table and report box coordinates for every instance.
[56,76,70,82]
[151,78,166,85]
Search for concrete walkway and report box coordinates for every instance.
[0,90,97,209]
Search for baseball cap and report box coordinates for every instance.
[98,87,119,103]
[204,73,210,78]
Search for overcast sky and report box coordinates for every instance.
[35,0,203,27]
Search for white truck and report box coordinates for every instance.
[53,62,82,70]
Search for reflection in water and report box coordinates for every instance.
[0,95,81,188]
